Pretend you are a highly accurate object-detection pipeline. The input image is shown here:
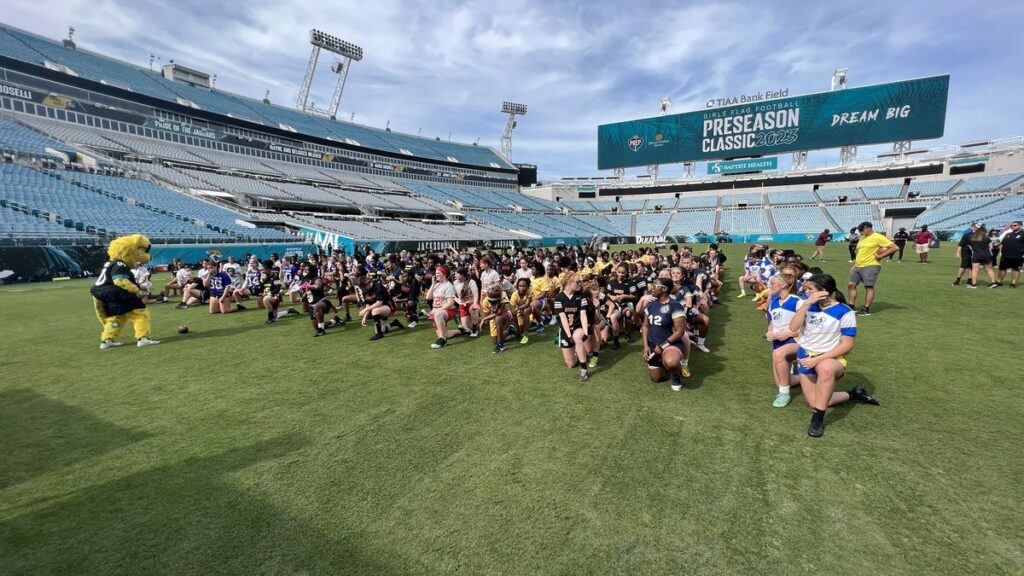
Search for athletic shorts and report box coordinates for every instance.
[960,257,973,270]
[914,243,930,254]
[429,309,456,323]
[558,327,581,349]
[971,258,992,265]
[489,313,511,337]
[459,304,472,318]
[647,343,685,369]
[797,347,848,376]
[999,256,1023,271]
[307,297,331,318]
[772,337,797,350]
[849,266,881,287]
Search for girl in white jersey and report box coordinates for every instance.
[789,274,879,438]
[765,271,802,408]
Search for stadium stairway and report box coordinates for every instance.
[765,209,778,234]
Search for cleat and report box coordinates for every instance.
[99,340,122,350]
[808,412,825,438]
[848,386,880,406]
[772,393,792,408]
[314,329,326,338]
[670,383,683,392]
[493,344,505,354]
[988,283,1001,289]
[520,335,529,345]
[136,337,160,347]
[431,338,447,349]
[952,278,961,286]
[579,371,590,383]
[369,333,383,341]
[736,293,747,299]
[856,308,871,317]
[470,330,479,338]
[407,321,418,328]
[680,366,691,378]
[966,283,977,289]
[548,316,557,326]
[625,333,633,343]
[175,303,188,309]
[611,338,620,350]
[588,356,598,369]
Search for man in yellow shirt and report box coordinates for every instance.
[849,221,899,317]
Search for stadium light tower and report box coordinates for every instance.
[832,68,858,166]
[296,29,363,120]
[500,101,527,160]
[648,97,673,181]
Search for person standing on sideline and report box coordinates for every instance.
[847,228,860,263]
[811,229,830,262]
[848,222,899,317]
[995,221,1023,288]
[914,225,935,264]
[892,228,910,262]
[967,225,997,288]
[953,224,977,286]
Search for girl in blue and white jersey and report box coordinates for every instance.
[789,273,878,438]
[765,271,802,408]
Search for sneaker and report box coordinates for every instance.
[175,303,188,309]
[236,304,246,311]
[856,308,871,317]
[670,375,683,392]
[493,344,505,354]
[772,393,792,408]
[392,322,405,331]
[431,338,447,349]
[520,334,529,345]
[988,282,1001,289]
[457,326,469,336]
[808,411,825,438]
[579,370,590,383]
[1011,284,1018,289]
[680,366,691,378]
[952,278,961,286]
[287,307,301,316]
[470,330,479,338]
[314,329,326,338]
[736,293,747,299]
[695,341,710,353]
[611,338,620,350]
[548,316,557,326]
[369,333,383,341]
[407,321,418,328]
[136,337,160,347]
[333,315,346,325]
[99,340,122,350]
[535,326,545,335]
[848,260,855,263]
[625,333,633,343]
[588,356,598,369]
[848,386,880,406]
[967,283,977,289]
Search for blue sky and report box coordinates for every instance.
[4,0,1022,180]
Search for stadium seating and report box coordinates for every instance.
[861,184,903,200]
[771,206,830,233]
[953,173,1024,194]
[0,118,72,157]
[936,195,1024,229]
[605,214,634,235]
[721,193,762,207]
[720,209,771,234]
[908,179,960,197]
[635,213,671,236]
[0,203,96,243]
[917,197,1003,228]
[665,210,717,236]
[620,199,647,211]
[767,189,817,205]
[826,204,881,232]
[589,201,618,212]
[678,195,719,209]
[816,187,863,202]
[561,200,594,211]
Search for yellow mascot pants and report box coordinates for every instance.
[93,298,151,341]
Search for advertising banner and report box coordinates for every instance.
[598,75,949,169]
[707,157,778,175]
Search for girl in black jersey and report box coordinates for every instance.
[554,273,591,383]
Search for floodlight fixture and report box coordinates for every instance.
[501,101,528,115]
[831,68,848,91]
[310,29,363,61]
[660,97,672,115]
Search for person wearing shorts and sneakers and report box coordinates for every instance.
[914,225,934,263]
[953,224,977,286]
[848,222,898,317]
[996,221,1023,288]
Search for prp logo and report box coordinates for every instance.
[627,135,644,152]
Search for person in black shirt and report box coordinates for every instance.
[358,274,400,340]
[606,264,637,349]
[299,263,333,337]
[554,273,591,383]
[892,228,910,262]
[967,225,997,288]
[258,262,283,323]
[392,272,421,327]
[995,221,1023,287]
[954,226,975,286]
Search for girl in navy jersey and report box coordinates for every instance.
[203,261,243,315]
[789,273,879,437]
[641,278,690,391]
[765,271,802,408]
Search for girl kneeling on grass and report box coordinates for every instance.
[788,273,879,438]
[765,271,802,408]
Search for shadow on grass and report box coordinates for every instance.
[0,389,150,491]
[0,434,409,576]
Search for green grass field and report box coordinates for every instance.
[1,243,1021,575]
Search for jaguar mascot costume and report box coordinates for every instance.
[90,234,161,349]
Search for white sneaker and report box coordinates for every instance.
[695,342,710,353]
[670,383,683,392]
[548,316,557,326]
[407,321,418,328]
[470,330,479,338]
[100,340,123,350]
[137,337,161,347]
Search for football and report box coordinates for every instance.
[177,325,189,335]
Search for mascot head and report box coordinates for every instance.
[108,234,152,266]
